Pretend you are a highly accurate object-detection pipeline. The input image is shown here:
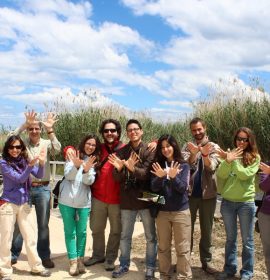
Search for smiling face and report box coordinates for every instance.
[84,138,96,156]
[102,122,119,145]
[190,122,206,143]
[236,131,249,150]
[8,140,22,158]
[161,140,174,162]
[126,123,143,145]
[27,123,41,144]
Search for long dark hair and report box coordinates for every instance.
[155,134,184,168]
[233,127,259,167]
[78,134,101,162]
[2,135,28,162]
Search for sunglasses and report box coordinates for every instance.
[103,128,117,133]
[28,127,41,132]
[9,145,22,150]
[236,136,249,143]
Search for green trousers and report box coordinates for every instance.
[59,203,90,260]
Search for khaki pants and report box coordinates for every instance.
[90,198,121,262]
[156,209,192,279]
[0,203,44,278]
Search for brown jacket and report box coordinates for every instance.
[113,141,154,210]
[181,140,220,199]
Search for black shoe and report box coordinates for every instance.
[11,259,17,265]
[42,259,55,268]
[84,257,105,266]
[31,269,51,277]
[202,263,218,274]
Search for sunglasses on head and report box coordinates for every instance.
[103,128,117,133]
[9,145,22,150]
[236,136,249,142]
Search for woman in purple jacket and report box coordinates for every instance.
[258,161,270,278]
[0,135,50,279]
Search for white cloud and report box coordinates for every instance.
[159,100,192,108]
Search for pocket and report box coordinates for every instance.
[22,203,32,214]
[0,202,14,215]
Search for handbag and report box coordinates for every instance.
[52,176,65,208]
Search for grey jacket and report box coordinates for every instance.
[58,160,95,208]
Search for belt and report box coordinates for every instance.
[31,181,50,187]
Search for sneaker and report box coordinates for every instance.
[42,259,55,268]
[84,257,105,266]
[104,260,115,271]
[30,269,51,277]
[145,267,155,280]
[112,265,129,278]
[217,271,235,280]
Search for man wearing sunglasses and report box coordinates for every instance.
[10,110,61,269]
[84,119,124,271]
[181,117,220,275]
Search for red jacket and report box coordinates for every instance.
[91,141,125,204]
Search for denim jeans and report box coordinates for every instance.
[221,199,255,279]
[119,209,157,269]
[11,185,51,260]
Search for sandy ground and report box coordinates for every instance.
[8,202,268,280]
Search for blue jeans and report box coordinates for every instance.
[221,199,255,279]
[11,185,51,260]
[119,209,157,269]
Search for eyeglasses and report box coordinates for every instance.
[28,127,40,132]
[103,128,117,133]
[236,136,249,143]
[8,145,22,150]
[85,143,96,147]
[127,127,141,133]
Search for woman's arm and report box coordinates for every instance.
[232,156,260,181]
[82,168,96,185]
[170,163,190,193]
[0,160,34,183]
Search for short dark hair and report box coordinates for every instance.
[2,135,28,161]
[126,119,142,130]
[78,134,101,161]
[189,117,206,129]
[99,119,122,140]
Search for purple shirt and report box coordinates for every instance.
[259,168,270,215]
[0,159,44,205]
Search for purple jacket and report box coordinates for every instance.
[259,165,270,215]
[0,159,44,205]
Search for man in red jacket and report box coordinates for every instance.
[84,119,124,271]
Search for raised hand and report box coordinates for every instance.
[41,112,58,131]
[151,162,167,178]
[68,150,83,168]
[28,156,39,167]
[24,110,38,127]
[259,162,270,174]
[226,148,243,163]
[187,142,199,155]
[108,153,125,171]
[83,155,97,173]
[215,147,227,159]
[167,161,181,179]
[124,152,139,172]
[200,142,213,156]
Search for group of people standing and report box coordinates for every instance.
[0,112,269,280]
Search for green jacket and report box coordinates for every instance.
[217,155,260,202]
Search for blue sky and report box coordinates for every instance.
[1,0,270,127]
